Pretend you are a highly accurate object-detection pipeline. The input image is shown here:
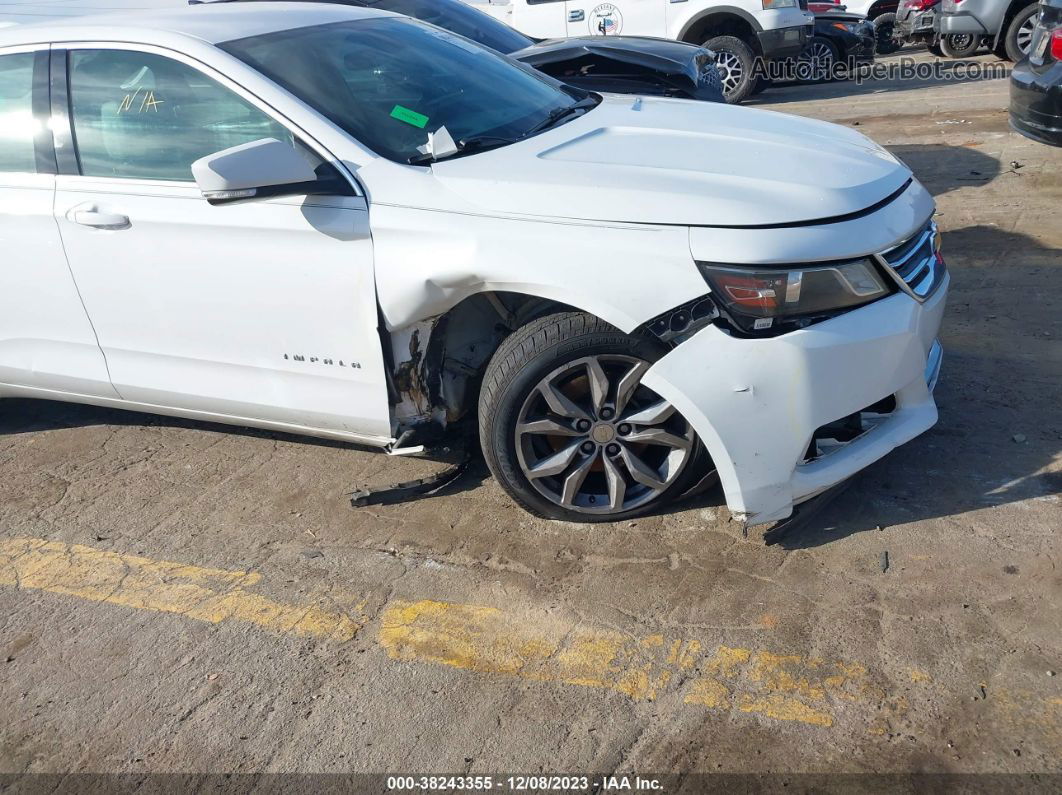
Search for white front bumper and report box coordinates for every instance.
[642,274,949,525]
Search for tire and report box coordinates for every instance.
[939,32,982,57]
[798,36,841,82]
[928,36,944,56]
[704,35,757,104]
[478,312,706,522]
[1003,4,1040,61]
[874,13,901,54]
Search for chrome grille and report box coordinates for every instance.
[875,221,947,301]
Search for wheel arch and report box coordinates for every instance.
[993,0,1039,49]
[385,291,616,439]
[679,9,762,48]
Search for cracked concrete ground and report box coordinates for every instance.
[1,48,1061,783]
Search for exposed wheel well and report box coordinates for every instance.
[681,13,759,51]
[385,292,582,439]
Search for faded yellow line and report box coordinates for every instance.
[10,538,1022,732]
[380,599,876,727]
[0,538,362,641]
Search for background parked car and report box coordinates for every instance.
[800,4,877,79]
[1010,0,1062,143]
[226,0,727,102]
[0,0,725,102]
[465,0,815,104]
[894,0,945,53]
[935,0,1041,58]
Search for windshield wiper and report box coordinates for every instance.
[407,135,519,165]
[521,96,599,137]
[406,97,598,166]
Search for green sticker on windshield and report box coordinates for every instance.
[390,105,429,129]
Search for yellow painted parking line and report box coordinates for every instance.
[381,599,878,727]
[0,538,362,642]
[0,538,891,728]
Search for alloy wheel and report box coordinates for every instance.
[1016,15,1037,54]
[799,41,836,80]
[714,51,744,96]
[515,355,693,515]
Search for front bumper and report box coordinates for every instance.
[758,24,815,60]
[643,269,949,526]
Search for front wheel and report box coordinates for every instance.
[798,36,841,82]
[478,312,705,522]
[705,35,758,104]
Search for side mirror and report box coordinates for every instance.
[192,138,321,205]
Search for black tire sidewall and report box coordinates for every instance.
[874,14,901,54]
[1004,4,1039,62]
[478,314,705,522]
[705,35,757,104]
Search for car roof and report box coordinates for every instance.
[0,1,394,48]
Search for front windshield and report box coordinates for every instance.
[366,0,535,53]
[222,18,580,163]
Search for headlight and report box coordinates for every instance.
[762,0,798,8]
[697,258,891,332]
[831,21,861,32]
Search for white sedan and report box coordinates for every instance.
[0,2,947,526]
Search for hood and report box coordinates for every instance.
[815,10,871,21]
[429,94,912,227]
[514,35,707,75]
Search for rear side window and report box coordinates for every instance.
[67,49,292,181]
[0,52,37,174]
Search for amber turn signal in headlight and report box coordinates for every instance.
[698,259,890,328]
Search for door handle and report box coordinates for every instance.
[568,9,585,21]
[70,206,131,230]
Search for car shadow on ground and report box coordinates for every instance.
[0,398,494,499]
[747,48,1011,105]
[889,143,1005,196]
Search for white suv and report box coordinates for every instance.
[468,0,815,101]
[0,3,947,528]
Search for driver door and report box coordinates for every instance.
[51,46,392,442]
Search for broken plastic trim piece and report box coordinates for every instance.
[760,476,856,545]
[350,446,472,508]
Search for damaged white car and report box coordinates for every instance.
[0,2,947,526]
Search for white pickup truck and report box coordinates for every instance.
[469,0,814,101]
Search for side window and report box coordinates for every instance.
[68,49,294,181]
[0,52,37,174]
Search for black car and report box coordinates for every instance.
[216,0,725,103]
[1010,0,1062,145]
[797,6,876,79]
